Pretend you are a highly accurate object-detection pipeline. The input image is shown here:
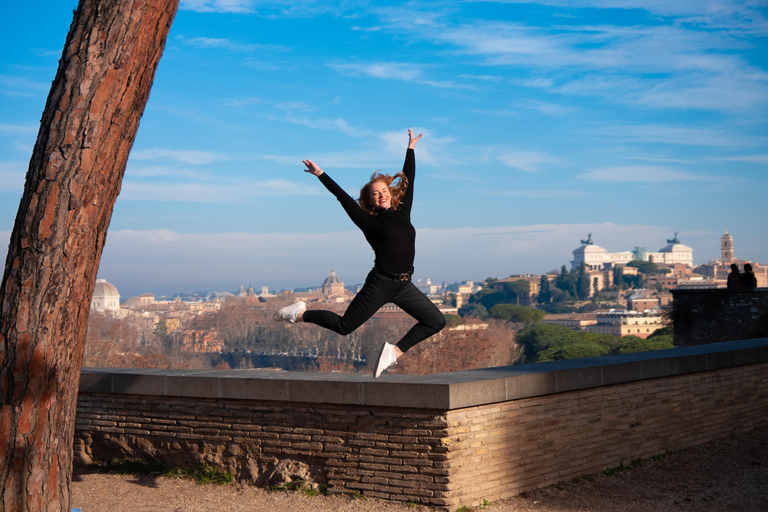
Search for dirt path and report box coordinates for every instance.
[71,427,768,512]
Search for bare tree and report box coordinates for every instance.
[0,0,178,510]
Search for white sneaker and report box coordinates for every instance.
[374,343,398,378]
[274,301,306,323]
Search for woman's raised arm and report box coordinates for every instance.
[407,129,422,150]
[302,159,324,176]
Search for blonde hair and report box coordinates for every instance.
[358,171,408,214]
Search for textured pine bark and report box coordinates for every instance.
[0,0,179,510]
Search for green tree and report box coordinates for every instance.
[538,342,610,362]
[458,303,489,319]
[538,274,551,304]
[515,324,581,363]
[576,261,590,300]
[554,265,576,298]
[489,304,546,325]
[627,260,659,275]
[504,279,531,305]
[616,335,673,354]
[443,314,462,328]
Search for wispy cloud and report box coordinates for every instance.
[716,154,768,164]
[281,116,372,138]
[180,0,256,13]
[120,178,322,202]
[376,8,768,113]
[0,162,26,192]
[0,123,38,136]
[499,151,560,172]
[0,74,49,97]
[222,96,313,111]
[130,148,227,165]
[513,99,575,116]
[578,165,726,182]
[351,26,382,33]
[331,61,424,81]
[177,36,289,52]
[489,189,592,198]
[329,61,476,90]
[606,124,766,147]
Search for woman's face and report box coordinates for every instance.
[369,180,391,209]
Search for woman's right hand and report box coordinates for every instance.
[302,159,324,176]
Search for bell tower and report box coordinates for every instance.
[721,230,734,264]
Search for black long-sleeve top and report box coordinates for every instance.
[317,149,416,274]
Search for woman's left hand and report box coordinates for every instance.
[407,129,422,149]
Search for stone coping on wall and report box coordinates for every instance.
[80,337,768,411]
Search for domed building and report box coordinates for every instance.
[652,233,694,267]
[571,233,693,270]
[322,270,346,298]
[91,278,121,311]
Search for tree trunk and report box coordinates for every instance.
[0,0,179,510]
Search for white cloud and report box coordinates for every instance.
[329,61,476,90]
[0,162,26,192]
[0,124,38,136]
[498,150,561,172]
[513,99,575,116]
[717,154,768,164]
[377,8,768,112]
[0,74,49,97]
[119,178,322,202]
[180,0,255,13]
[331,61,424,81]
[178,36,289,52]
[488,189,591,198]
[129,148,227,165]
[283,116,373,138]
[578,165,725,182]
[607,124,765,147]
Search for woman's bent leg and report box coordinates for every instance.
[392,283,446,353]
[302,270,393,335]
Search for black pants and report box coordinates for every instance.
[302,269,446,352]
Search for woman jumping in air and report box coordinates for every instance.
[274,129,446,378]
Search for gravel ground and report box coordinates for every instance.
[71,427,768,512]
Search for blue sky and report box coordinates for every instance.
[2,0,767,298]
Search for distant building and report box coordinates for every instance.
[540,313,598,331]
[571,233,694,271]
[585,310,663,338]
[322,270,346,298]
[91,279,121,311]
[414,278,443,296]
[627,291,660,312]
[492,275,540,305]
[694,230,767,287]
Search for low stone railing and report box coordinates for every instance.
[75,337,768,511]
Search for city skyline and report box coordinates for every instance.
[2,1,767,298]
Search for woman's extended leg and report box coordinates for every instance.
[302,270,393,335]
[392,283,446,353]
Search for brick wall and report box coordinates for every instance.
[672,288,768,345]
[75,338,768,511]
[442,363,768,506]
[74,397,453,505]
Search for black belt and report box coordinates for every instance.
[374,266,414,282]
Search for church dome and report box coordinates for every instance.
[657,242,693,253]
[323,270,343,286]
[91,278,121,311]
[322,270,345,296]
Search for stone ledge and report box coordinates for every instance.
[80,337,768,410]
